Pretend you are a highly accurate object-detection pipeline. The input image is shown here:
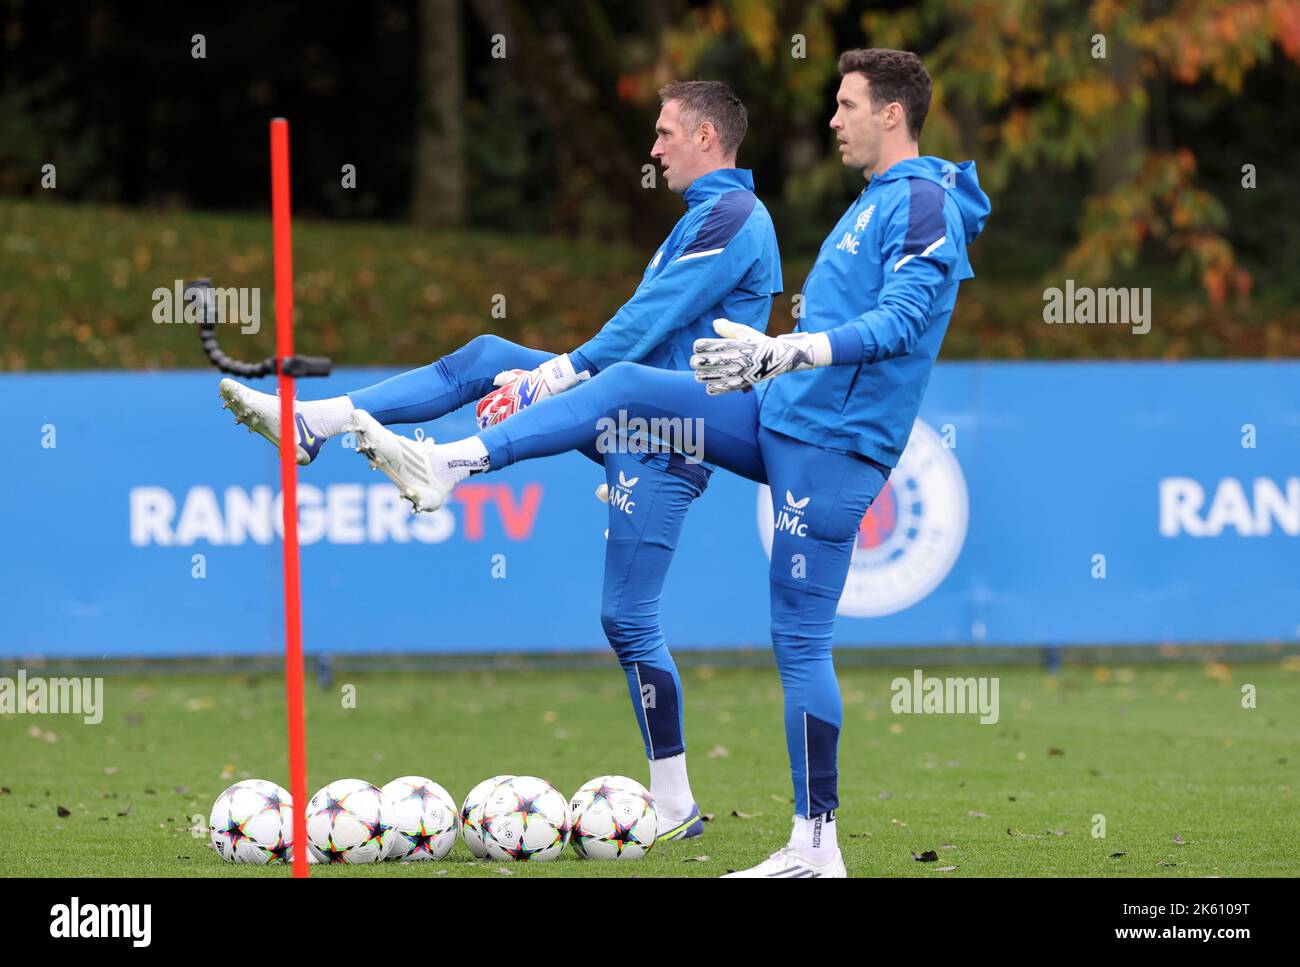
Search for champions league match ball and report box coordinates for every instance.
[568,775,658,860]
[460,774,514,858]
[380,776,459,861]
[305,778,394,864]
[479,775,571,862]
[208,778,294,864]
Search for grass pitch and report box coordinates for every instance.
[1,658,1297,877]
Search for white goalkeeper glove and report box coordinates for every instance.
[690,319,832,395]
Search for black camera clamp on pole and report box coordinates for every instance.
[186,278,332,378]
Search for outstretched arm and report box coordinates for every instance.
[691,198,958,394]
[478,213,770,427]
[574,219,766,370]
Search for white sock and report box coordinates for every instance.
[648,753,695,821]
[790,811,837,864]
[299,395,355,439]
[440,436,490,483]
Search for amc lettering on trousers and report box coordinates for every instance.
[50,898,151,947]
[891,669,1000,724]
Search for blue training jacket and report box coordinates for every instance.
[573,168,782,374]
[758,156,990,468]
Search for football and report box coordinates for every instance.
[305,778,393,864]
[208,778,294,864]
[380,776,459,861]
[568,775,658,860]
[480,775,570,862]
[460,774,514,859]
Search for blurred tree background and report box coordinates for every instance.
[1,0,1298,370]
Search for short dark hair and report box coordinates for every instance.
[658,80,748,156]
[838,48,932,142]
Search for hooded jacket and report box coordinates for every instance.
[574,168,783,375]
[758,156,990,467]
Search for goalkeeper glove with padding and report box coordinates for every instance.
[475,353,589,430]
[690,319,832,395]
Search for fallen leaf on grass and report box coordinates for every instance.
[700,812,715,822]
[934,865,959,872]
[1172,833,1189,845]
[684,855,710,863]
[912,850,939,862]
[1007,828,1041,838]
[731,810,760,819]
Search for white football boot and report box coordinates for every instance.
[721,846,847,878]
[218,377,325,466]
[350,409,455,513]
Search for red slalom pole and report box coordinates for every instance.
[270,117,310,878]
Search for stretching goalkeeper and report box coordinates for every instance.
[347,49,990,877]
[217,81,782,842]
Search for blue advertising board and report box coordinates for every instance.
[2,362,1298,656]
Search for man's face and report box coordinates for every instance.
[651,99,706,193]
[829,73,885,173]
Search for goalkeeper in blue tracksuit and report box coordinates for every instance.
[217,81,782,841]
[350,49,991,877]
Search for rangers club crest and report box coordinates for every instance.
[757,419,968,617]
